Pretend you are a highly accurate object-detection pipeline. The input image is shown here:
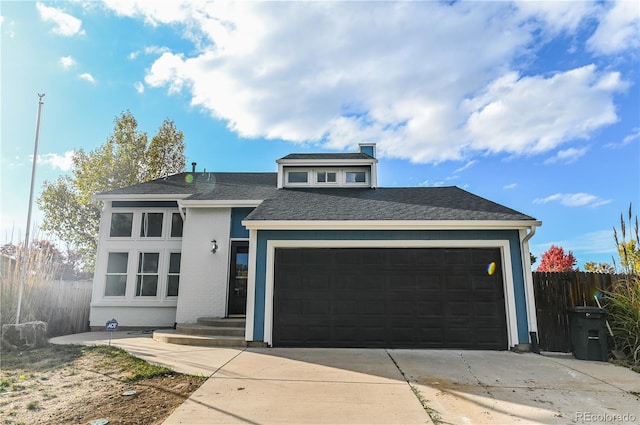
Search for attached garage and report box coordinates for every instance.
[272,247,508,349]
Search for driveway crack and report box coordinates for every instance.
[458,352,496,405]
[385,349,442,424]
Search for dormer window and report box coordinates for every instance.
[345,171,366,184]
[317,171,337,183]
[287,171,309,184]
[277,144,377,188]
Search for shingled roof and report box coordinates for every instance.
[244,187,536,222]
[95,172,278,200]
[95,172,536,223]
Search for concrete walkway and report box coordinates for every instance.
[51,332,640,425]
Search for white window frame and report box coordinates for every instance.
[286,170,309,185]
[135,251,161,298]
[343,169,369,186]
[104,251,129,297]
[169,212,184,239]
[165,250,181,298]
[315,170,338,185]
[108,212,134,238]
[140,212,164,239]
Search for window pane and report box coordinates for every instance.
[136,275,158,296]
[138,253,159,273]
[106,253,128,273]
[317,172,326,183]
[169,253,181,273]
[288,171,308,183]
[110,213,133,237]
[167,275,179,297]
[327,172,336,183]
[105,275,127,296]
[346,171,366,183]
[170,213,183,237]
[141,212,163,237]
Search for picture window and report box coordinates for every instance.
[105,253,128,296]
[345,171,366,183]
[287,171,308,183]
[167,253,181,297]
[170,213,183,238]
[110,213,133,237]
[140,212,163,237]
[136,252,159,296]
[317,172,337,183]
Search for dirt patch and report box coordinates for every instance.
[0,344,206,425]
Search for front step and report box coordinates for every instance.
[153,317,247,347]
[153,330,247,347]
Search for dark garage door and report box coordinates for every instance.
[273,248,508,349]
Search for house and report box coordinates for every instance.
[89,143,541,350]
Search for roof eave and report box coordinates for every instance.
[179,199,264,208]
[242,219,542,231]
[276,158,378,166]
[92,193,192,201]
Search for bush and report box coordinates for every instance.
[604,275,640,364]
[0,240,92,337]
[1,243,58,326]
[604,203,640,366]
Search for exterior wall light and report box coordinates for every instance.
[211,239,218,254]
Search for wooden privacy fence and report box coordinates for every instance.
[532,272,617,352]
[44,280,93,337]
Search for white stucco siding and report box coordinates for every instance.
[89,201,184,328]
[175,207,231,323]
[90,305,177,329]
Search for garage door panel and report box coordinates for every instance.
[273,248,508,349]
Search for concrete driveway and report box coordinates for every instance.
[52,333,640,425]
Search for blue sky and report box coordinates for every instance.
[1,1,638,268]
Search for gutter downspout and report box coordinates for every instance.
[521,225,540,353]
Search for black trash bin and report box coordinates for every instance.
[567,306,608,361]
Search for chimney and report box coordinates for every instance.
[191,162,197,173]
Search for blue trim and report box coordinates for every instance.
[251,229,529,344]
[112,201,178,208]
[230,208,254,238]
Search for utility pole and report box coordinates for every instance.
[15,93,45,324]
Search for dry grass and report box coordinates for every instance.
[0,344,206,425]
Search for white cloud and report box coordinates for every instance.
[588,0,640,55]
[103,1,633,163]
[504,183,518,190]
[36,2,85,36]
[515,1,595,33]
[454,160,477,173]
[128,45,170,60]
[1,15,16,38]
[533,193,611,208]
[464,66,627,156]
[59,55,76,69]
[544,147,589,164]
[605,127,640,148]
[134,81,144,93]
[36,151,74,171]
[79,73,95,84]
[622,128,640,145]
[419,180,446,188]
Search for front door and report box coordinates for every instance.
[227,241,249,316]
